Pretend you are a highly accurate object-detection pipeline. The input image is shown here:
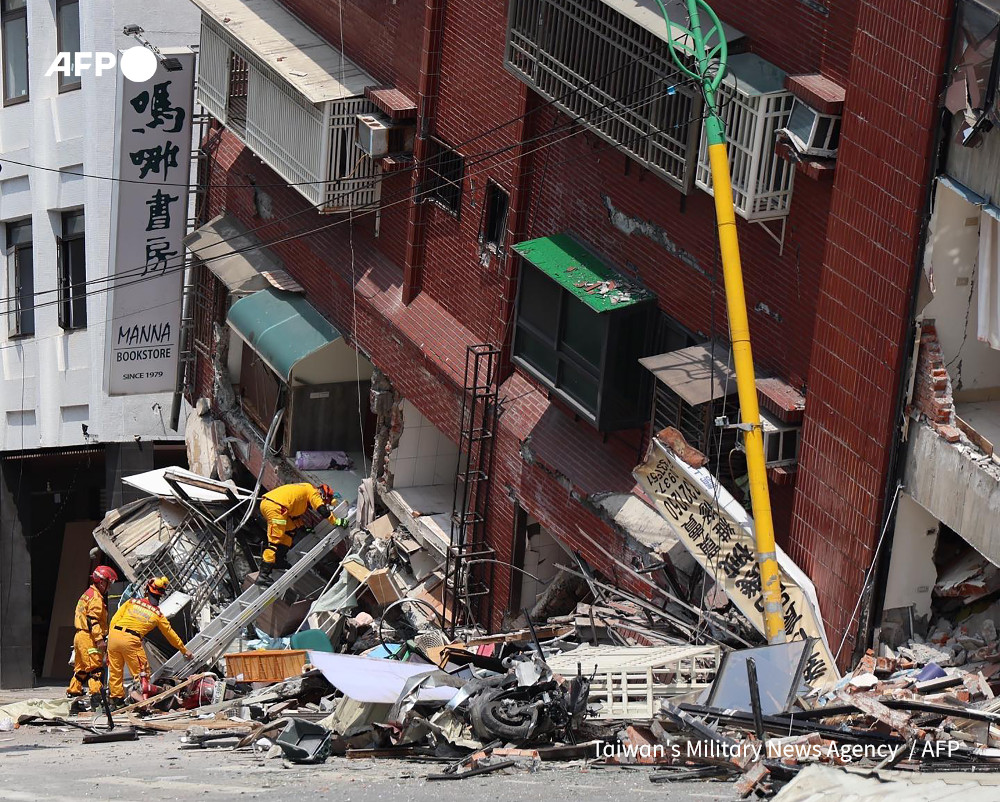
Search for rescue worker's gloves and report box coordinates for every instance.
[95,637,107,653]
[182,649,194,659]
[331,516,349,528]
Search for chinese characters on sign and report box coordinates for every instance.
[634,439,838,688]
[105,50,194,395]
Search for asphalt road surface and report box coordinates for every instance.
[0,718,740,802]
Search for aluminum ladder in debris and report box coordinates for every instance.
[151,522,349,681]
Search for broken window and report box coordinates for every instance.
[948,0,1000,143]
[424,138,464,216]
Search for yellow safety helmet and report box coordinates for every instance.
[147,576,170,597]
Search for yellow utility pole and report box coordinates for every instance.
[655,0,786,643]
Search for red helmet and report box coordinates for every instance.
[318,483,336,503]
[147,576,170,597]
[91,566,118,585]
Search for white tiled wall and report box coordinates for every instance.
[389,399,460,489]
[519,518,571,610]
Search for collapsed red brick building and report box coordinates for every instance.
[182,0,968,667]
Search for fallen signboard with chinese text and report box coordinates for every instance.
[105,48,194,395]
[634,434,839,688]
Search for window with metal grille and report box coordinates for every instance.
[55,0,80,92]
[505,0,703,193]
[5,218,32,336]
[479,181,510,255]
[424,138,464,216]
[695,53,795,222]
[191,262,226,360]
[57,209,86,330]
[1,0,28,105]
[652,383,738,465]
[512,258,653,431]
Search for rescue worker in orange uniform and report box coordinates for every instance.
[107,577,193,708]
[257,483,347,584]
[66,565,118,712]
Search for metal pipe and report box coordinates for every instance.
[745,657,765,742]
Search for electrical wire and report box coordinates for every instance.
[0,71,697,311]
[0,72,703,318]
[0,34,691,192]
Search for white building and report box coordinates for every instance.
[0,0,201,688]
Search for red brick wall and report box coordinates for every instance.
[188,0,956,649]
[912,322,960,439]
[789,0,954,664]
[714,0,860,86]
[277,0,422,94]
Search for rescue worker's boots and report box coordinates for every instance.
[256,563,274,586]
[69,696,89,715]
[274,544,293,570]
[89,692,103,713]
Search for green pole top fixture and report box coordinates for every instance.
[654,0,728,145]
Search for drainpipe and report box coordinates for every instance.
[495,83,536,380]
[403,0,447,304]
[855,1,961,662]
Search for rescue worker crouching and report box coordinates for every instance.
[66,565,118,713]
[107,577,194,709]
[257,482,348,586]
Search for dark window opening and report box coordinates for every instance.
[479,181,510,255]
[56,0,80,92]
[424,138,464,215]
[58,209,86,330]
[512,256,653,431]
[2,0,28,104]
[6,217,33,336]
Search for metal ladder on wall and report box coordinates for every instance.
[151,521,349,681]
[444,344,500,633]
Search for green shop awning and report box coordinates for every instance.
[512,234,654,312]
[227,288,341,382]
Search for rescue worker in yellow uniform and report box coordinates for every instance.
[257,483,348,585]
[107,577,193,708]
[66,565,118,712]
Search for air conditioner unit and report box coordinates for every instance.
[779,98,841,158]
[356,114,416,158]
[736,409,801,468]
[356,113,391,157]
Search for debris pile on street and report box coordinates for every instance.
[5,453,999,797]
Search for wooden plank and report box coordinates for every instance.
[955,415,995,456]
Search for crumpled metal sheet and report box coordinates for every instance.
[0,697,72,724]
[773,764,1000,802]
